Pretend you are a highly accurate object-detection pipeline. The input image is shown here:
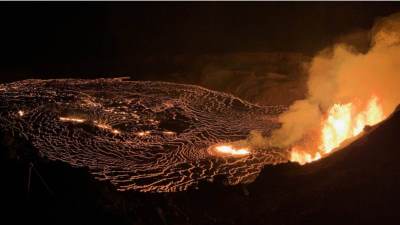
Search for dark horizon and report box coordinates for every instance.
[1,2,400,83]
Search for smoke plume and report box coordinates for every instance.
[269,12,400,150]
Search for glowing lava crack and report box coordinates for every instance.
[0,78,287,192]
[208,144,251,157]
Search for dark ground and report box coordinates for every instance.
[2,3,400,225]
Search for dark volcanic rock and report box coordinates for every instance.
[1,107,400,225]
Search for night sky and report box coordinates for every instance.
[1,2,400,83]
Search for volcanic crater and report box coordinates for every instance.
[0,78,288,192]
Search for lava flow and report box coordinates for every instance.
[290,96,386,165]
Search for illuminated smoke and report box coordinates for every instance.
[270,12,400,159]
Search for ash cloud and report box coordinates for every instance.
[269,12,400,149]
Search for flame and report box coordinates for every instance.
[319,103,353,153]
[208,144,250,157]
[290,147,321,165]
[291,96,385,164]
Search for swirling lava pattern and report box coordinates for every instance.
[0,78,288,192]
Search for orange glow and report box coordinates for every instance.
[290,147,321,165]
[291,96,385,164]
[94,121,120,134]
[319,103,353,153]
[95,123,112,130]
[59,116,85,123]
[136,131,151,136]
[111,129,121,134]
[208,144,250,157]
[162,131,176,135]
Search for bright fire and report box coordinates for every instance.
[208,144,250,157]
[291,96,385,165]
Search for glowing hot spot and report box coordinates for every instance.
[290,147,321,165]
[209,144,250,157]
[137,131,151,136]
[94,121,120,134]
[162,131,176,135]
[59,116,86,123]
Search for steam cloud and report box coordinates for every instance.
[264,12,400,152]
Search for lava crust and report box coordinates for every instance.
[0,78,288,192]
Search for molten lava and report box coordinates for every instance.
[291,96,385,164]
[59,116,86,123]
[93,121,121,134]
[17,110,24,117]
[208,144,250,157]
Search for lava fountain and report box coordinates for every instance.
[290,96,385,165]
